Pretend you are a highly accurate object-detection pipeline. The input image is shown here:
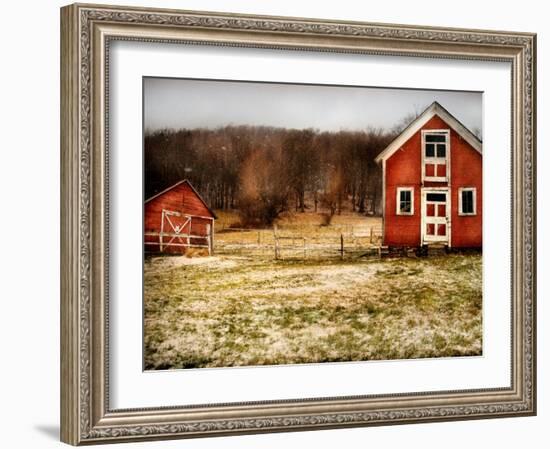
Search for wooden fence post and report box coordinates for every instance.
[370,226,374,244]
[273,224,279,260]
[340,234,344,260]
[159,210,165,252]
[207,224,212,256]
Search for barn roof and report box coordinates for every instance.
[375,101,482,164]
[145,179,217,219]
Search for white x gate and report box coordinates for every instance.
[145,209,213,254]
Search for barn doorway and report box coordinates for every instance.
[421,189,449,246]
[160,210,191,252]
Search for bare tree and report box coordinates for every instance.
[471,126,483,141]
[390,104,428,134]
[280,129,320,213]
[238,148,290,226]
[144,124,396,217]
[320,165,344,225]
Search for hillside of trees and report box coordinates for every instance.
[144,125,397,226]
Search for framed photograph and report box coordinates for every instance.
[60,3,536,445]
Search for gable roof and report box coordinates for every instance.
[145,179,217,219]
[375,101,482,164]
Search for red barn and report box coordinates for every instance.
[144,180,216,254]
[375,102,482,249]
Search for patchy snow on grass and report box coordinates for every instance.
[146,255,240,271]
[144,253,482,370]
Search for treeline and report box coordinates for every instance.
[144,125,396,226]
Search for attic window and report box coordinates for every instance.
[423,130,450,182]
[425,134,446,158]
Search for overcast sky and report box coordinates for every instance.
[144,77,482,135]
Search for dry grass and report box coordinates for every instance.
[214,211,382,258]
[216,209,381,231]
[144,253,482,370]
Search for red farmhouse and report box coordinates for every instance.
[375,102,482,249]
[144,180,216,254]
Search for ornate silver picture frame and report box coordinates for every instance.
[60,3,536,445]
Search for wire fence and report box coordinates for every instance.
[215,225,383,260]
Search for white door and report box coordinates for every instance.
[422,190,449,244]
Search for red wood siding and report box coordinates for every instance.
[384,134,421,246]
[383,115,482,248]
[450,138,482,247]
[144,181,215,254]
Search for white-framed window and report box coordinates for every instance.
[422,130,450,182]
[396,187,414,215]
[458,187,477,216]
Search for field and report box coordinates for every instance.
[213,211,384,260]
[144,242,482,369]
